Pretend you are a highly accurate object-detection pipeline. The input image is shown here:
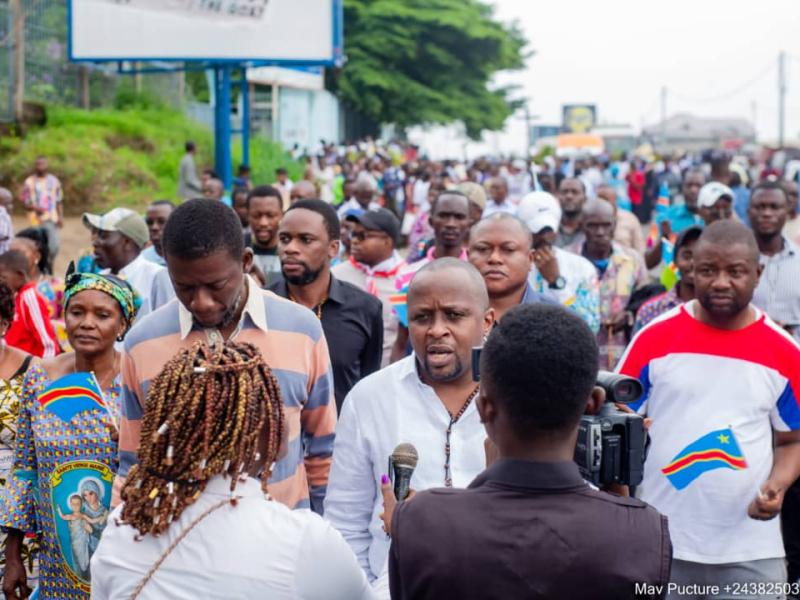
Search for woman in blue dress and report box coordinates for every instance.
[0,268,140,600]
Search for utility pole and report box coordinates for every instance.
[10,0,25,123]
[751,100,757,142]
[660,85,667,151]
[778,51,786,148]
[524,102,532,157]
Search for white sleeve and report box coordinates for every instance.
[323,392,377,577]
[294,517,377,600]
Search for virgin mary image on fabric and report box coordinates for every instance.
[53,475,110,583]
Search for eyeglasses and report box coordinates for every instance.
[350,231,388,242]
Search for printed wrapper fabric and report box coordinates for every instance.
[0,365,120,599]
[0,370,40,590]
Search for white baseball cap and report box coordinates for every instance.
[82,207,150,249]
[698,182,734,209]
[517,191,562,234]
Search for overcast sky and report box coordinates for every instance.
[412,0,800,157]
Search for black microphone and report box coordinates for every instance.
[390,443,418,501]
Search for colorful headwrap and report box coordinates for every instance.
[64,262,142,337]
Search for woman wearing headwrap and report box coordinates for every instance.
[0,267,140,599]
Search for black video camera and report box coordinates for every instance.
[574,372,646,487]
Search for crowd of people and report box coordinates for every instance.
[0,140,797,599]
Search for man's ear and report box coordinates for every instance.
[242,247,254,274]
[584,386,606,416]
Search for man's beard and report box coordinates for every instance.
[420,355,465,383]
[283,262,324,286]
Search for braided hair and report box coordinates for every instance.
[120,341,285,537]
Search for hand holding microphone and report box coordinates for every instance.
[379,443,418,537]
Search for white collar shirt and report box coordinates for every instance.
[104,253,164,316]
[482,199,517,217]
[324,355,486,581]
[177,275,268,341]
[91,475,377,600]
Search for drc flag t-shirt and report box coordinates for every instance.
[617,301,800,564]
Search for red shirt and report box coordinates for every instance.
[626,170,645,206]
[7,281,60,357]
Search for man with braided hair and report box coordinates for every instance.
[92,341,375,599]
[113,199,336,515]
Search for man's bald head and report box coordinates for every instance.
[408,258,489,311]
[695,220,759,266]
[583,198,615,220]
[291,180,317,202]
[470,213,532,249]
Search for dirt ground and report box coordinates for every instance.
[13,215,92,277]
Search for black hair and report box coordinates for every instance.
[559,176,586,194]
[482,303,598,437]
[0,249,33,275]
[162,199,244,261]
[246,185,283,209]
[696,220,759,263]
[232,187,249,202]
[276,167,288,175]
[185,141,195,153]
[0,281,14,322]
[751,180,789,205]
[237,164,250,175]
[674,225,703,257]
[202,168,218,178]
[149,199,175,210]
[16,227,52,275]
[431,190,469,215]
[729,171,742,188]
[286,199,340,241]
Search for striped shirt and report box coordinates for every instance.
[753,238,800,341]
[113,276,336,513]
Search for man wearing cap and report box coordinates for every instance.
[517,192,600,333]
[697,181,735,226]
[83,207,164,314]
[333,208,405,365]
[456,181,486,226]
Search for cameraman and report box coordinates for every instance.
[388,303,671,599]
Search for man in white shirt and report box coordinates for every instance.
[83,207,164,314]
[338,176,382,220]
[484,177,517,217]
[517,192,600,333]
[325,258,494,581]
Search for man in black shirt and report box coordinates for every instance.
[270,199,383,412]
[388,303,671,599]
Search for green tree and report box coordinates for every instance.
[329,0,527,139]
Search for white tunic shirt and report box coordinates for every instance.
[92,475,376,600]
[324,356,486,581]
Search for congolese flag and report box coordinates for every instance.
[38,372,106,423]
[661,427,747,490]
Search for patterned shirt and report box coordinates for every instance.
[0,365,120,599]
[113,276,336,513]
[634,287,682,333]
[529,247,600,334]
[21,174,62,224]
[752,238,800,341]
[569,241,648,369]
